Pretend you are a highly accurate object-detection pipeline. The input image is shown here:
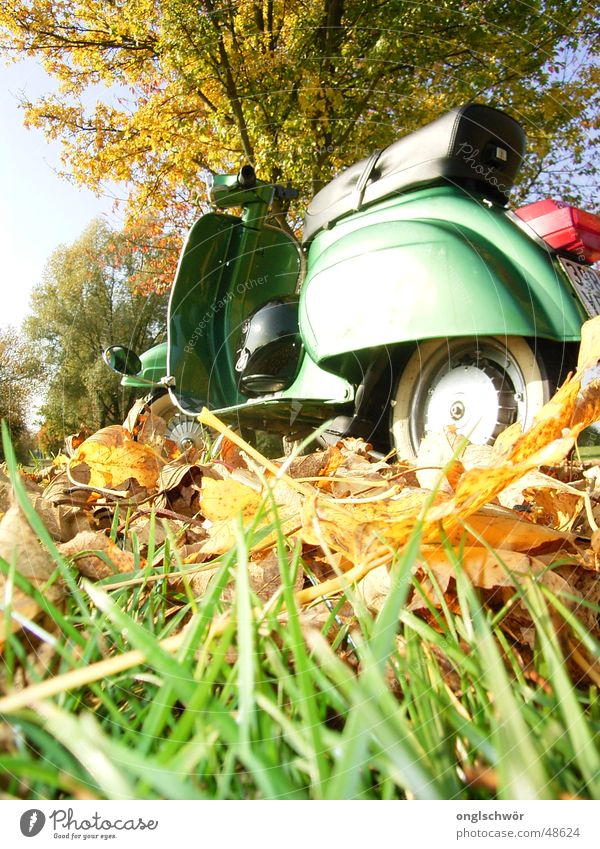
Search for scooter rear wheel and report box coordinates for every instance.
[390,336,552,461]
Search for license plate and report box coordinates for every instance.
[559,256,600,318]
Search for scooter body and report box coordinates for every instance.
[301,185,585,364]
[106,104,600,455]
[163,169,355,433]
[120,342,168,389]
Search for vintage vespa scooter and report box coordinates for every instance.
[104,103,600,459]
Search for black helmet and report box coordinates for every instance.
[235,298,303,396]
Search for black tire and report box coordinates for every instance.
[390,336,553,461]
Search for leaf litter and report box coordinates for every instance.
[3,316,600,707]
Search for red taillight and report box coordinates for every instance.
[515,199,600,264]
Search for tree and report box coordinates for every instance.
[0,326,39,460]
[25,218,167,451]
[0,0,598,255]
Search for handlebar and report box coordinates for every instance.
[211,164,299,208]
[237,164,298,201]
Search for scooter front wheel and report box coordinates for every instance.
[126,390,206,453]
[390,336,552,461]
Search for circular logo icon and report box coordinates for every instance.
[20,810,46,837]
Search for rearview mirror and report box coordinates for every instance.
[102,345,142,376]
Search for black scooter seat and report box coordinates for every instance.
[302,103,525,244]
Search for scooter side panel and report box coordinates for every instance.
[168,214,302,415]
[168,213,237,412]
[210,350,354,425]
[300,189,586,364]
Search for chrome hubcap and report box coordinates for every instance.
[164,413,204,451]
[414,343,527,447]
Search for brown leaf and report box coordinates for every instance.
[561,564,600,640]
[286,446,338,480]
[462,764,499,794]
[59,531,137,580]
[189,564,221,598]
[64,430,89,457]
[422,545,536,590]
[572,377,600,430]
[358,564,390,613]
[42,471,96,507]
[129,516,177,551]
[0,503,63,648]
[0,468,12,513]
[407,546,543,614]
[301,487,439,562]
[136,407,168,445]
[522,486,583,532]
[188,546,303,603]
[122,397,149,435]
[461,504,572,553]
[158,462,203,493]
[0,505,56,587]
[248,547,303,601]
[316,444,345,485]
[177,539,210,564]
[27,493,93,543]
[219,436,249,470]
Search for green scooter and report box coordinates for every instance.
[104,103,600,458]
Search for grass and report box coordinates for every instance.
[1,425,600,801]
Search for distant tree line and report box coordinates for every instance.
[2,219,168,458]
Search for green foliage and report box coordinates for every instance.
[24,218,167,451]
[0,1,597,245]
[0,326,39,461]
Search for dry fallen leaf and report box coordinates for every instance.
[460,504,573,553]
[5,314,600,689]
[358,564,391,612]
[69,425,165,492]
[59,531,137,580]
[415,429,466,492]
[577,313,600,372]
[522,486,584,532]
[0,468,12,513]
[0,502,63,648]
[219,436,249,470]
[200,477,262,522]
[187,546,302,604]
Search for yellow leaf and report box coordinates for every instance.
[577,313,600,371]
[71,425,164,491]
[200,477,261,522]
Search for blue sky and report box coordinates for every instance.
[0,57,121,330]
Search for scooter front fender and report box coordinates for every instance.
[121,342,167,388]
[300,217,586,364]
